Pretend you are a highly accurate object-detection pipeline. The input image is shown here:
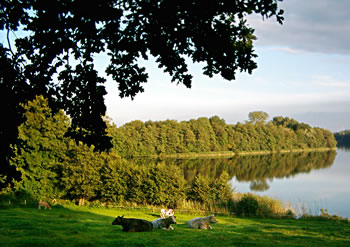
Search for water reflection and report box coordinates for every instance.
[132,151,336,192]
[337,146,350,151]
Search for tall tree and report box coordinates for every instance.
[61,140,103,205]
[248,111,269,124]
[11,96,70,199]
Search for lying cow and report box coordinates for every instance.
[187,215,218,230]
[152,215,177,230]
[112,215,153,232]
[160,208,174,218]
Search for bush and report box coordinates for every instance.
[236,194,259,216]
[0,190,37,208]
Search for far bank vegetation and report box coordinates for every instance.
[109,111,336,157]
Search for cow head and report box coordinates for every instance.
[208,215,218,224]
[168,215,177,224]
[112,215,124,225]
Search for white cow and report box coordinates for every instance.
[187,215,218,230]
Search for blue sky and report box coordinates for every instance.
[104,0,350,131]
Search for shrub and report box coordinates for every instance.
[0,190,37,208]
[236,194,259,216]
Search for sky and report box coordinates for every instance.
[104,0,350,132]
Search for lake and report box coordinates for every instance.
[234,148,350,218]
[137,149,350,218]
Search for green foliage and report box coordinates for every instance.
[61,141,103,204]
[186,171,233,210]
[248,111,269,124]
[187,174,211,205]
[98,153,129,203]
[237,194,259,216]
[108,115,337,157]
[212,171,233,204]
[137,162,186,206]
[11,96,70,200]
[0,190,37,208]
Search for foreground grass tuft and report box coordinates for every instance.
[1,205,349,247]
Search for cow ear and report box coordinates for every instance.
[121,215,124,218]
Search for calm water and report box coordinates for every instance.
[234,149,350,218]
[135,149,350,218]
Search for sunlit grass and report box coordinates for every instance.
[1,205,349,247]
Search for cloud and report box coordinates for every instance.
[248,0,350,55]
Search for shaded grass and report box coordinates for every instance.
[0,206,349,247]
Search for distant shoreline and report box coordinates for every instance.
[132,147,337,159]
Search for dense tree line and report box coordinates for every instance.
[108,114,337,157]
[6,96,232,208]
[3,97,337,210]
[334,130,350,147]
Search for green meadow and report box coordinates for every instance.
[1,205,349,247]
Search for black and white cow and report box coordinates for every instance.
[152,215,177,230]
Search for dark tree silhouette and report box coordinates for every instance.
[0,0,283,186]
[334,130,350,147]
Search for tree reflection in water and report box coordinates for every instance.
[131,151,337,192]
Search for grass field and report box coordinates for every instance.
[1,205,350,247]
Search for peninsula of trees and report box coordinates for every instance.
[109,112,337,157]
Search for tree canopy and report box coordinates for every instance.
[108,114,337,157]
[248,111,269,124]
[0,0,283,186]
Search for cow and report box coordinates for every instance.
[152,215,177,230]
[112,216,153,232]
[160,208,175,218]
[187,215,218,230]
[38,200,51,210]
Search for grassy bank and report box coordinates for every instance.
[1,205,349,247]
